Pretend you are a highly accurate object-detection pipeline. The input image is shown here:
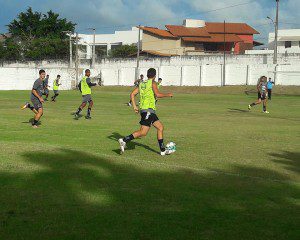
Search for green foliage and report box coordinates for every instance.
[0,7,75,61]
[109,44,138,58]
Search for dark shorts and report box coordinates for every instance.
[54,90,59,95]
[139,111,159,127]
[31,98,43,110]
[82,94,92,103]
[258,92,267,100]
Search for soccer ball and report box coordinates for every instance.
[166,142,176,153]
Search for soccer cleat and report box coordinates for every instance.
[263,111,270,114]
[127,102,132,107]
[248,105,251,110]
[118,138,126,154]
[85,115,91,119]
[32,125,38,129]
[21,102,29,110]
[160,149,172,156]
[74,113,79,120]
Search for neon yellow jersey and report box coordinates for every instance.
[157,83,161,89]
[53,79,59,90]
[81,76,91,95]
[139,79,156,110]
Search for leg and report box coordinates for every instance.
[263,99,268,113]
[153,120,164,141]
[119,125,150,154]
[32,108,43,127]
[268,90,272,100]
[86,100,93,119]
[75,102,87,117]
[153,120,166,153]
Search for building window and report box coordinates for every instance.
[285,41,291,48]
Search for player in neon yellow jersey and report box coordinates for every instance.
[74,69,97,119]
[119,68,173,156]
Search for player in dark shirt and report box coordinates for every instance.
[248,76,269,113]
[21,69,46,128]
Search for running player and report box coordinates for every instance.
[156,78,162,103]
[51,75,61,102]
[74,69,97,119]
[21,69,46,128]
[43,74,50,101]
[119,68,173,155]
[248,76,269,113]
[127,74,144,106]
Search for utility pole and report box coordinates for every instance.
[223,20,226,86]
[87,28,96,68]
[93,28,96,68]
[75,32,79,87]
[274,0,279,64]
[136,25,141,80]
[69,33,73,67]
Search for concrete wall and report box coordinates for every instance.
[1,55,300,90]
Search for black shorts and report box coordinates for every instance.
[139,112,159,127]
[258,92,267,100]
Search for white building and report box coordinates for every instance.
[77,27,141,59]
[246,29,300,54]
[269,29,300,53]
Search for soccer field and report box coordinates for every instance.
[0,86,299,240]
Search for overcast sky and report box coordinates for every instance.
[0,0,299,45]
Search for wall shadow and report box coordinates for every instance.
[0,149,299,239]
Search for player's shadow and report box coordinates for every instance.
[0,148,299,239]
[107,132,160,155]
[21,118,42,125]
[227,108,249,113]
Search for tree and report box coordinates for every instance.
[109,44,138,58]
[1,7,76,61]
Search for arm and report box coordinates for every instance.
[152,81,172,98]
[86,78,97,87]
[32,89,44,102]
[130,87,140,113]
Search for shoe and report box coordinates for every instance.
[74,113,79,120]
[118,138,126,154]
[32,125,38,128]
[263,111,270,114]
[85,115,91,119]
[127,102,132,107]
[248,105,251,110]
[21,102,29,110]
[160,149,171,156]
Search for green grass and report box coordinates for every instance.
[0,86,299,240]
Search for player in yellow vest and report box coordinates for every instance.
[51,75,61,102]
[119,68,173,156]
[74,69,97,119]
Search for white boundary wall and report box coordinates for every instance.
[0,55,300,90]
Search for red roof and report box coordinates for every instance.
[139,26,176,38]
[183,34,242,43]
[166,25,210,37]
[206,22,259,35]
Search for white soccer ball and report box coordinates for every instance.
[166,142,176,153]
